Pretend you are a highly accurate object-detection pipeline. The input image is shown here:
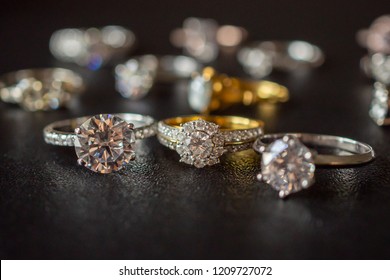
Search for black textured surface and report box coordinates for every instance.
[1,0,390,259]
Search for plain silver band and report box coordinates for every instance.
[43,113,156,147]
[253,133,375,166]
[0,68,84,104]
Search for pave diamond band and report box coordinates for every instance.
[0,68,84,112]
[44,113,156,174]
[158,115,264,168]
[253,133,375,198]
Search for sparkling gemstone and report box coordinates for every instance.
[115,55,157,100]
[177,119,225,168]
[74,114,135,174]
[260,136,315,198]
[369,82,389,125]
[188,75,212,113]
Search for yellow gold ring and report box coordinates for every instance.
[157,115,264,168]
[188,67,289,113]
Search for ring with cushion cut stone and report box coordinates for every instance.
[253,133,375,198]
[157,115,264,168]
[188,67,289,113]
[0,68,84,112]
[115,55,201,100]
[50,26,136,70]
[238,40,325,78]
[43,113,156,174]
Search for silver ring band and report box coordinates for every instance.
[44,113,156,146]
[253,133,375,166]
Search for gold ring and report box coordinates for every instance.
[188,67,289,113]
[157,115,264,168]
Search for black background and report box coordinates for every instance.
[1,0,390,259]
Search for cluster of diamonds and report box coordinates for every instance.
[158,119,263,168]
[175,119,226,168]
[256,135,315,198]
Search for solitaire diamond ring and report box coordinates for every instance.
[157,115,264,168]
[50,26,136,70]
[0,68,84,111]
[253,133,375,198]
[188,67,289,113]
[115,55,201,100]
[238,40,325,78]
[43,113,156,174]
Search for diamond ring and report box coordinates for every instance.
[170,17,248,63]
[361,54,390,85]
[43,113,156,174]
[115,55,201,100]
[0,68,84,112]
[253,133,375,198]
[238,40,325,78]
[188,67,289,113]
[50,26,136,70]
[157,115,264,168]
[370,82,390,126]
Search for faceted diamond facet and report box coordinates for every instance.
[369,82,389,125]
[74,114,136,173]
[259,135,315,198]
[176,119,225,168]
[188,75,212,113]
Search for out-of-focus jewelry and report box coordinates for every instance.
[188,67,289,113]
[238,40,325,78]
[253,133,375,198]
[50,26,136,70]
[369,82,390,126]
[157,115,264,168]
[170,17,248,63]
[361,53,390,85]
[357,14,390,54]
[115,55,201,100]
[0,68,84,111]
[43,113,156,174]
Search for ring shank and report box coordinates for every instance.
[257,133,375,166]
[163,115,264,130]
[44,113,156,146]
